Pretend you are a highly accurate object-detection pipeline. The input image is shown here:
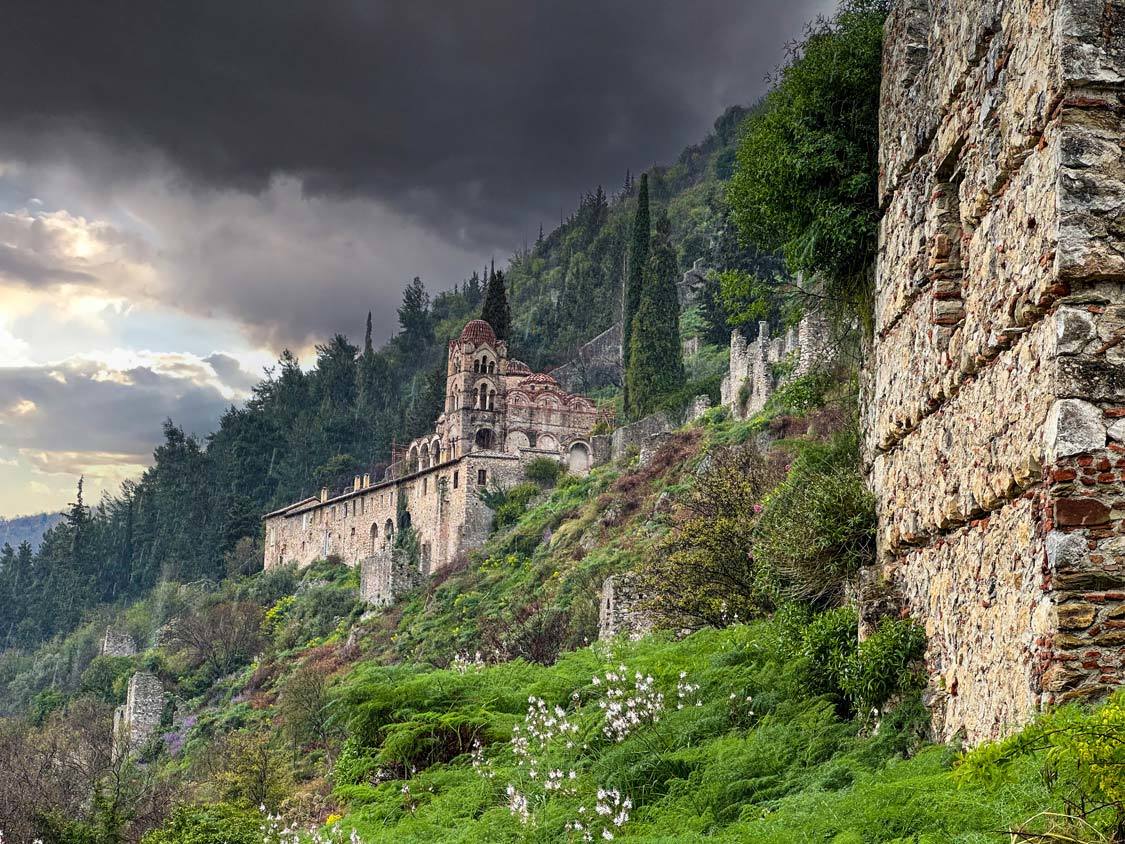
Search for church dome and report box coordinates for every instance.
[507,359,532,375]
[459,319,496,345]
[520,372,559,387]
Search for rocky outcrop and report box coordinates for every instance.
[867,0,1125,744]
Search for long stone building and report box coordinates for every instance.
[263,319,596,593]
[868,0,1125,742]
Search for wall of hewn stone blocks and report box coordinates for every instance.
[869,0,1125,744]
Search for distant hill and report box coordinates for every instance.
[0,512,63,551]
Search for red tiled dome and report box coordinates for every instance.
[507,359,532,375]
[459,319,496,344]
[520,372,559,387]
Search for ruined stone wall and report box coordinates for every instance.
[598,574,653,640]
[721,310,834,419]
[593,396,711,467]
[101,627,136,657]
[869,0,1125,743]
[113,671,164,756]
[550,323,624,394]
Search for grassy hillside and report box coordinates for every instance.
[5,383,1125,842]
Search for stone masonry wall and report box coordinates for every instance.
[869,0,1125,744]
[721,310,834,419]
[101,627,136,657]
[113,671,164,756]
[598,574,653,640]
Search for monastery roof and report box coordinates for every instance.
[520,372,559,387]
[507,358,531,375]
[458,319,496,345]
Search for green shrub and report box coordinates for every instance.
[800,606,859,708]
[754,428,875,605]
[959,690,1125,839]
[843,617,926,717]
[766,369,834,415]
[524,457,565,487]
[640,443,783,628]
[79,654,134,704]
[487,482,542,530]
[273,583,359,651]
[142,803,261,844]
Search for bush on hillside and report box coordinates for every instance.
[843,617,926,718]
[640,442,784,628]
[754,428,875,606]
[79,654,135,704]
[481,482,542,531]
[142,803,261,844]
[960,690,1125,839]
[166,601,265,681]
[524,456,566,488]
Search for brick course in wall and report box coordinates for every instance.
[868,0,1125,744]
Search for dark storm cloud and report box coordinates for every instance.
[0,359,232,461]
[0,0,833,249]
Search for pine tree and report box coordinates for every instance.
[625,212,684,418]
[480,264,511,342]
[398,277,433,356]
[622,172,650,410]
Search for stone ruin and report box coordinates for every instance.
[598,573,653,640]
[101,627,136,657]
[721,309,834,419]
[113,671,164,756]
[867,0,1125,743]
[551,260,713,394]
[359,546,425,607]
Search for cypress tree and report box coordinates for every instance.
[622,172,650,409]
[625,212,684,418]
[480,264,511,342]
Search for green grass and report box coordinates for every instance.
[327,623,1053,842]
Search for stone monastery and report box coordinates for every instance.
[263,319,596,601]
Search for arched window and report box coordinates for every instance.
[473,359,481,373]
[475,428,495,450]
[478,382,488,409]
[487,360,496,374]
[487,389,496,410]
[370,522,378,555]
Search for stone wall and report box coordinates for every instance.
[868,0,1125,744]
[598,574,653,640]
[360,547,424,607]
[264,451,527,577]
[721,310,834,419]
[593,396,711,467]
[551,261,713,394]
[113,671,164,756]
[550,323,624,394]
[101,627,136,657]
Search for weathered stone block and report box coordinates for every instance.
[870,0,1125,745]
